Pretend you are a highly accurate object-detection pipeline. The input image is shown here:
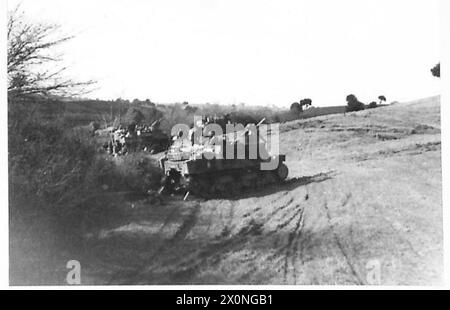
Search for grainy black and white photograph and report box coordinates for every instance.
[6,0,444,286]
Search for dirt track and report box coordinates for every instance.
[81,96,442,285]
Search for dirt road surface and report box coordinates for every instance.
[79,96,442,285]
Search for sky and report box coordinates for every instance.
[8,0,441,107]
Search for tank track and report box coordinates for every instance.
[182,164,288,199]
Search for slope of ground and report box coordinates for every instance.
[67,96,442,285]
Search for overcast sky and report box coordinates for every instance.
[9,0,441,107]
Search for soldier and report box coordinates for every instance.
[114,140,122,155]
[108,139,114,154]
[189,123,204,146]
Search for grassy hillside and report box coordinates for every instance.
[9,95,441,284]
[62,95,441,285]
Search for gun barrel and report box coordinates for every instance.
[256,118,266,127]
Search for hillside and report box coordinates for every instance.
[72,96,442,285]
[15,96,441,285]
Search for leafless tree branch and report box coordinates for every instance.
[7,6,95,100]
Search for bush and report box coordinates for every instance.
[9,116,97,213]
[345,94,365,112]
[431,63,440,78]
[89,154,162,194]
[290,102,301,114]
[9,101,162,220]
[368,102,377,109]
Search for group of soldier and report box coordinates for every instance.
[104,126,131,156]
[104,121,162,156]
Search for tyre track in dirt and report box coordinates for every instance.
[140,192,305,283]
[158,218,265,283]
[166,203,201,245]
[236,188,308,284]
[107,202,201,284]
[128,156,372,285]
[322,195,364,285]
[282,207,305,284]
[113,198,248,284]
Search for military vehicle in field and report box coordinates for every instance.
[136,121,170,154]
[103,120,170,155]
[159,119,288,198]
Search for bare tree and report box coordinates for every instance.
[7,6,94,99]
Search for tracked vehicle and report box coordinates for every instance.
[137,128,170,154]
[159,121,288,198]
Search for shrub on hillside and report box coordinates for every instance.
[345,94,365,112]
[89,154,162,194]
[368,101,377,109]
[9,102,162,219]
[431,63,440,78]
[290,102,301,114]
[9,117,97,213]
